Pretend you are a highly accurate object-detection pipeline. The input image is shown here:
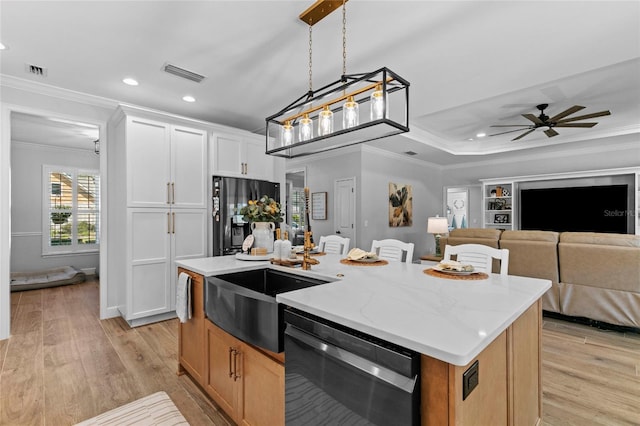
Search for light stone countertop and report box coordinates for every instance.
[176,253,550,366]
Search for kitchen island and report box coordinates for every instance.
[176,254,550,425]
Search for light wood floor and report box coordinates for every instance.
[1,280,639,425]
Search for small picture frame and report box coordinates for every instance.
[311,192,327,220]
[494,213,509,224]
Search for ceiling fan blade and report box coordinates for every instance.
[544,128,559,138]
[548,105,585,122]
[522,114,543,125]
[512,129,535,141]
[489,128,533,137]
[554,122,598,128]
[490,124,531,127]
[556,110,611,123]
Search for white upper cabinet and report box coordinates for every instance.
[171,126,208,208]
[211,132,274,181]
[126,117,171,207]
[126,116,207,209]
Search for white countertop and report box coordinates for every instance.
[176,254,550,366]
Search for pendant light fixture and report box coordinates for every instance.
[265,0,410,158]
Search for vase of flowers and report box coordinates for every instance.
[240,195,283,253]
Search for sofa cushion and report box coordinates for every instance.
[444,228,501,248]
[558,232,640,293]
[500,230,561,312]
[560,231,640,247]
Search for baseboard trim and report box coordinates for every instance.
[543,310,640,334]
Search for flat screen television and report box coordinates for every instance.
[520,184,629,233]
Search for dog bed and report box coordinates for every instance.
[10,266,86,292]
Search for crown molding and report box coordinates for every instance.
[1,74,119,110]
[12,140,96,155]
[443,135,640,171]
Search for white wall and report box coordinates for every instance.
[288,148,362,245]
[11,142,100,272]
[360,147,443,261]
[288,146,445,262]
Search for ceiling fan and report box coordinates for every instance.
[489,104,611,141]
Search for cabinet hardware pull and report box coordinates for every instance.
[228,348,234,378]
[171,182,175,204]
[244,163,248,175]
[167,182,171,204]
[172,212,176,234]
[167,213,171,234]
[233,349,240,381]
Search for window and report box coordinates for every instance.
[43,165,99,254]
[290,188,306,231]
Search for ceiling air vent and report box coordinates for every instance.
[404,151,418,156]
[163,63,206,83]
[25,63,47,77]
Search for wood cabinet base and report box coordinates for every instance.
[421,300,542,426]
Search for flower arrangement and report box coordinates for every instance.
[240,195,283,223]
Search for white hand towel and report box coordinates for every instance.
[177,272,192,323]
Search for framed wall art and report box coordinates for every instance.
[311,192,327,220]
[389,182,413,227]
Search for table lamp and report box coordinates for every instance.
[427,216,449,257]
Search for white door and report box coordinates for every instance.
[126,117,171,207]
[334,177,356,244]
[128,208,171,320]
[171,126,207,208]
[212,134,244,177]
[244,137,274,181]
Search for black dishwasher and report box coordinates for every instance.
[284,307,420,425]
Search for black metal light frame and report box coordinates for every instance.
[265,67,410,159]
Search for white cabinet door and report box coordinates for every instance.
[211,133,275,181]
[244,137,273,181]
[213,134,244,177]
[170,209,208,310]
[128,209,171,320]
[171,126,207,208]
[127,118,171,207]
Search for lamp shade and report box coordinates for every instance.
[427,216,449,234]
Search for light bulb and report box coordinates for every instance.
[370,84,387,121]
[281,121,294,146]
[343,95,359,129]
[299,113,313,141]
[318,106,334,136]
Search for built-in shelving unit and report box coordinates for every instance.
[481,167,640,235]
[481,181,515,230]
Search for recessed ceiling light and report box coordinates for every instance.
[182,95,196,103]
[122,77,139,86]
[0,42,6,50]
[476,132,486,138]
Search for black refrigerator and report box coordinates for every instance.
[212,176,280,256]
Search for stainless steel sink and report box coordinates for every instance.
[205,268,331,353]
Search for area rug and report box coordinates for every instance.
[74,391,188,426]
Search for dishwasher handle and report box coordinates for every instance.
[285,325,417,394]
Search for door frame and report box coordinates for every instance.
[0,104,109,339]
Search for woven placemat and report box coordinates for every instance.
[424,268,489,280]
[340,258,389,266]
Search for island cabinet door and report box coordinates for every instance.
[177,268,206,385]
[238,343,284,426]
[205,320,241,420]
[421,331,509,426]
